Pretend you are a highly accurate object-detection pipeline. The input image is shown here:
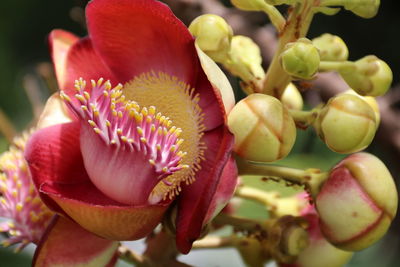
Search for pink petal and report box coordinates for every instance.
[176,125,235,254]
[33,215,119,267]
[63,37,117,97]
[48,30,79,90]
[86,0,198,85]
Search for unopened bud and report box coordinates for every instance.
[316,153,398,251]
[228,94,296,162]
[342,89,380,127]
[231,0,269,11]
[189,14,233,62]
[343,0,380,19]
[312,33,349,61]
[281,38,320,80]
[280,195,353,267]
[234,236,269,267]
[225,35,265,83]
[339,55,392,96]
[314,94,376,154]
[281,83,304,110]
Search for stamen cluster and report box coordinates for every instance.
[61,78,188,181]
[0,133,53,251]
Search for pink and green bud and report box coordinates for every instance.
[281,83,304,111]
[316,153,398,251]
[0,134,53,251]
[339,55,392,96]
[189,14,233,63]
[228,93,296,162]
[314,94,376,154]
[281,38,320,80]
[312,33,349,61]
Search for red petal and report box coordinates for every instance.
[176,125,235,254]
[195,63,225,131]
[63,37,117,97]
[86,0,198,84]
[25,122,86,213]
[33,216,119,267]
[41,181,170,240]
[48,30,79,90]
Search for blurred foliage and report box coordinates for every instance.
[0,0,399,266]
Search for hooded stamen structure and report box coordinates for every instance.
[61,78,189,205]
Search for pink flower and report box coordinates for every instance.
[25,0,237,255]
[0,133,52,251]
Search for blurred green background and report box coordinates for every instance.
[0,0,399,266]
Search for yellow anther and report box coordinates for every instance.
[75,94,86,102]
[137,127,144,136]
[60,92,71,102]
[176,139,184,147]
[141,107,148,117]
[106,120,111,127]
[149,106,156,115]
[128,138,134,143]
[94,128,102,134]
[117,111,123,118]
[121,136,128,142]
[103,90,109,97]
[162,167,168,173]
[140,137,147,143]
[83,91,91,100]
[88,120,96,127]
[112,110,117,117]
[104,80,112,90]
[12,190,18,198]
[117,128,123,135]
[151,125,156,132]
[110,139,117,145]
[16,203,23,212]
[91,79,96,88]
[156,144,162,151]
[97,78,104,87]
[0,198,6,205]
[93,110,100,117]
[170,145,177,152]
[135,112,143,123]
[81,106,88,112]
[149,159,156,165]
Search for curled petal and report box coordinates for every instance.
[176,125,235,254]
[195,44,235,115]
[41,181,170,240]
[86,0,198,85]
[33,216,119,267]
[48,30,79,90]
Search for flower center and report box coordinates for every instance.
[61,74,205,205]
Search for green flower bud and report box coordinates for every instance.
[314,94,376,154]
[281,38,320,80]
[316,153,398,251]
[281,83,304,110]
[342,89,380,127]
[225,35,265,83]
[189,14,233,62]
[343,0,380,19]
[228,94,296,162]
[312,33,349,61]
[339,55,392,96]
[234,236,269,267]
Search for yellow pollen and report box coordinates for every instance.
[16,203,23,212]
[123,71,206,200]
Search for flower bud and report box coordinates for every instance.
[314,94,376,153]
[343,0,380,19]
[280,195,353,267]
[342,89,380,127]
[234,236,269,267]
[281,38,320,80]
[312,33,349,61]
[231,0,269,11]
[228,94,296,162]
[281,83,304,110]
[224,35,265,83]
[189,14,233,62]
[339,55,392,96]
[316,153,398,251]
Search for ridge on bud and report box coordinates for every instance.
[281,83,304,111]
[316,153,398,251]
[280,38,320,80]
[189,14,233,63]
[314,94,376,154]
[228,93,296,162]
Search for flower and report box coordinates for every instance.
[0,133,53,251]
[25,0,236,255]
